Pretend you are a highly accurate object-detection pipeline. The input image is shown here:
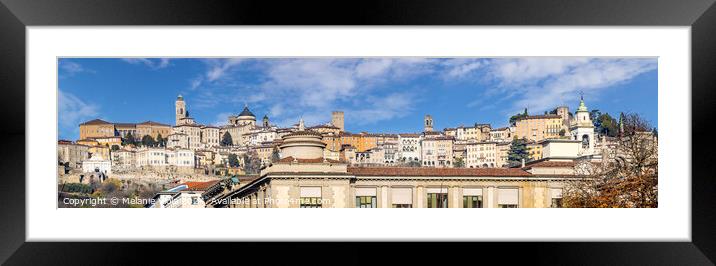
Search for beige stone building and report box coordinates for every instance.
[331,111,345,132]
[527,142,543,161]
[514,114,563,142]
[166,133,189,149]
[57,140,89,169]
[496,142,511,168]
[207,118,582,209]
[490,127,514,142]
[465,141,498,168]
[421,136,454,167]
[111,149,136,169]
[217,164,570,208]
[444,124,492,142]
[79,119,171,140]
[173,124,202,150]
[201,126,220,148]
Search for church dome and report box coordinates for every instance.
[238,106,255,118]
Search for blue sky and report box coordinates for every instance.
[58,58,658,140]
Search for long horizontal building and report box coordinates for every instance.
[209,119,577,208]
[79,119,171,140]
[212,162,572,208]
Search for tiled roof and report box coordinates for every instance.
[138,121,171,127]
[276,156,342,164]
[423,136,455,141]
[80,119,112,125]
[182,180,221,191]
[348,167,533,177]
[522,161,575,169]
[114,123,137,128]
[516,114,562,121]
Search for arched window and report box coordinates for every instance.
[582,134,590,148]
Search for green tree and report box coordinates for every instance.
[228,154,240,167]
[111,145,120,151]
[242,152,262,175]
[271,147,281,162]
[221,132,233,146]
[156,133,166,147]
[141,135,156,147]
[509,108,529,126]
[453,157,465,168]
[596,113,619,137]
[123,132,136,146]
[507,138,530,167]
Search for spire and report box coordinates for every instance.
[298,117,305,131]
[177,94,184,100]
[577,96,588,112]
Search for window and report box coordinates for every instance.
[462,188,483,208]
[498,188,519,208]
[550,188,563,208]
[191,196,198,205]
[300,187,322,208]
[391,187,412,208]
[355,187,377,208]
[427,188,448,208]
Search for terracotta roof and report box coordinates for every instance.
[423,136,455,141]
[182,180,221,191]
[522,161,575,169]
[516,114,562,121]
[276,156,342,164]
[80,119,112,125]
[114,123,137,128]
[138,121,171,127]
[348,167,533,177]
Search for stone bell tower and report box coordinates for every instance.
[175,94,187,126]
[424,115,434,132]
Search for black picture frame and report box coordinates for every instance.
[1,0,714,264]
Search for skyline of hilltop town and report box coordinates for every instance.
[58,58,657,141]
[58,57,658,209]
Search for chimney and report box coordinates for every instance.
[521,158,526,168]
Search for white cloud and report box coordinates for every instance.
[442,59,484,79]
[211,112,233,127]
[355,59,393,79]
[205,58,243,82]
[347,92,415,126]
[59,60,94,77]
[58,90,99,130]
[263,59,357,109]
[121,58,171,69]
[482,58,657,114]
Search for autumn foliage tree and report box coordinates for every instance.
[563,113,657,208]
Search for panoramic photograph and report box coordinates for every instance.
[57,57,658,208]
